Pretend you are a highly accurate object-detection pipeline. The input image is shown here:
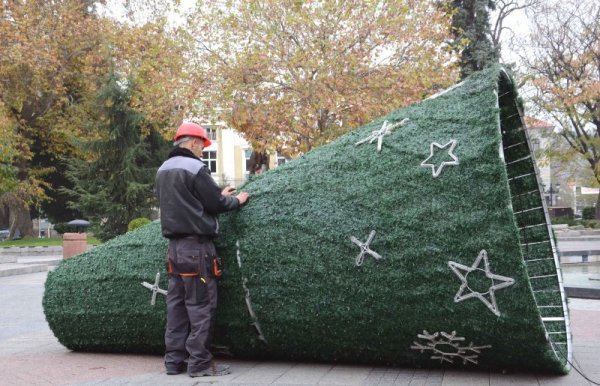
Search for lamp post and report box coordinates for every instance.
[545,183,560,207]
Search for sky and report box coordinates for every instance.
[99,0,195,27]
[492,5,531,69]
[102,1,533,69]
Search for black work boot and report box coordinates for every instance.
[166,364,186,375]
[188,362,231,377]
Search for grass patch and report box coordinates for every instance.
[0,236,101,247]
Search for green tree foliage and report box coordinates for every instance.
[0,0,198,237]
[583,207,595,220]
[35,159,82,224]
[451,0,500,78]
[127,217,151,232]
[64,73,169,241]
[52,223,71,235]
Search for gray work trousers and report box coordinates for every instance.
[164,237,218,373]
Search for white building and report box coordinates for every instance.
[201,124,287,187]
[527,118,598,216]
[526,118,557,206]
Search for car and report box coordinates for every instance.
[0,229,9,242]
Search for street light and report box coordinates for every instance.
[543,183,560,207]
[67,219,90,233]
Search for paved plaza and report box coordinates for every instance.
[0,271,599,386]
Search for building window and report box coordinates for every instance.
[203,126,218,141]
[531,138,540,152]
[276,152,288,166]
[202,151,217,173]
[244,148,253,174]
[244,150,270,174]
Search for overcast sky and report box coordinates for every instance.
[493,6,531,68]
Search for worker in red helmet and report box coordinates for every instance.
[173,122,213,148]
[155,122,249,377]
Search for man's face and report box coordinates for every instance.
[191,138,205,157]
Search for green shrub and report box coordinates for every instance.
[551,216,576,226]
[127,217,151,232]
[582,219,600,229]
[582,207,596,220]
[53,223,70,235]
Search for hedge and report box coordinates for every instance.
[582,207,595,220]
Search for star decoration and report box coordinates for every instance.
[420,140,459,177]
[141,272,168,306]
[410,330,491,365]
[350,230,384,266]
[355,118,409,152]
[448,250,515,317]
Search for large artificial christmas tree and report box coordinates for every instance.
[44,66,571,373]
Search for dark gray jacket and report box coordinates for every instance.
[155,147,240,238]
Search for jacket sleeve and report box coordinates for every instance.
[192,167,240,214]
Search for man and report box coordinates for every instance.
[155,122,250,377]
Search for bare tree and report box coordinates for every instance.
[518,0,600,216]
[490,0,540,51]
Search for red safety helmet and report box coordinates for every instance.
[174,122,212,147]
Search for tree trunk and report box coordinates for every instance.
[0,203,8,229]
[1,193,34,239]
[249,150,270,175]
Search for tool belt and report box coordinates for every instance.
[166,237,222,278]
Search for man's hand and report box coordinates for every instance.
[221,186,236,196]
[236,192,250,206]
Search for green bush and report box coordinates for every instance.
[582,207,596,220]
[53,223,70,235]
[551,216,576,226]
[127,217,151,232]
[582,219,600,229]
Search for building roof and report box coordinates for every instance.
[525,116,554,130]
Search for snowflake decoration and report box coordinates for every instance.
[350,230,384,266]
[420,140,459,177]
[410,330,491,365]
[355,118,409,152]
[448,250,515,316]
[141,272,168,306]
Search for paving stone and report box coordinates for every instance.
[489,372,539,385]
[0,263,47,277]
[0,255,17,263]
[441,370,490,386]
[536,373,592,386]
[1,271,599,386]
[275,363,332,384]
[317,365,372,385]
[231,362,294,384]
